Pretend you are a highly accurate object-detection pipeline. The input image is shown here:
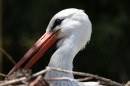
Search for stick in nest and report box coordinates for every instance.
[0,67,125,86]
[29,75,49,86]
[0,47,29,79]
[47,67,123,86]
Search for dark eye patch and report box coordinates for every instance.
[51,19,64,30]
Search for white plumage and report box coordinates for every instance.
[6,8,103,86]
[44,8,102,86]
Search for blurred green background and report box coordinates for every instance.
[0,0,130,83]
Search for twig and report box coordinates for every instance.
[125,81,130,86]
[29,75,48,86]
[0,47,16,65]
[0,69,48,85]
[76,77,92,82]
[48,67,123,86]
[0,67,124,86]
[41,78,50,86]
[99,80,124,86]
[0,73,6,77]
[0,47,29,80]
[32,69,48,77]
[46,77,78,82]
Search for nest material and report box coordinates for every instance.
[0,67,127,86]
[7,69,32,80]
[1,69,49,86]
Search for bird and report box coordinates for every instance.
[7,8,103,86]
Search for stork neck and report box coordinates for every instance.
[45,35,80,78]
[49,36,79,70]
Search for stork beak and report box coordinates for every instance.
[7,31,58,77]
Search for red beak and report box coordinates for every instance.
[7,31,58,77]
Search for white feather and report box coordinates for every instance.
[44,8,101,86]
[79,82,103,86]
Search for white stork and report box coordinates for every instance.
[8,8,103,86]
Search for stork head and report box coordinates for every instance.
[46,8,92,50]
[7,8,92,77]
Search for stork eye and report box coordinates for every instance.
[56,19,62,24]
[51,19,63,30]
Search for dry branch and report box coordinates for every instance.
[76,77,92,82]
[125,81,130,86]
[0,69,48,85]
[47,67,123,86]
[29,75,49,86]
[0,67,125,86]
[0,73,6,77]
[0,47,16,65]
[0,47,30,80]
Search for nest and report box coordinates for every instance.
[0,48,129,86]
[0,67,128,86]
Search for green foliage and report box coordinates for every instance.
[2,0,130,82]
